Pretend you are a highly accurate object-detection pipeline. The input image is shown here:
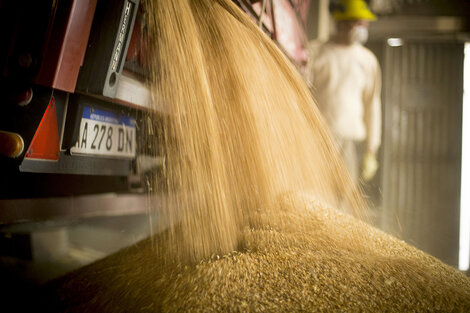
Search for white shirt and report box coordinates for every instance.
[306,40,382,154]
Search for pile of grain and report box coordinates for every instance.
[41,0,470,311]
[42,196,470,312]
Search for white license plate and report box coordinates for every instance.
[70,106,136,159]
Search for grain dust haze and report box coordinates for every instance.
[145,0,365,263]
[42,0,470,311]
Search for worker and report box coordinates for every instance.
[305,0,381,183]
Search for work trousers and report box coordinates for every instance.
[336,138,364,183]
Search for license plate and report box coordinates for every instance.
[70,106,136,159]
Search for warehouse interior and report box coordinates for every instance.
[0,0,470,310]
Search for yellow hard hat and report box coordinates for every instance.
[332,0,377,21]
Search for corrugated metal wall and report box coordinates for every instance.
[381,40,464,267]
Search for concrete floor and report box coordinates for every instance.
[0,213,152,306]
